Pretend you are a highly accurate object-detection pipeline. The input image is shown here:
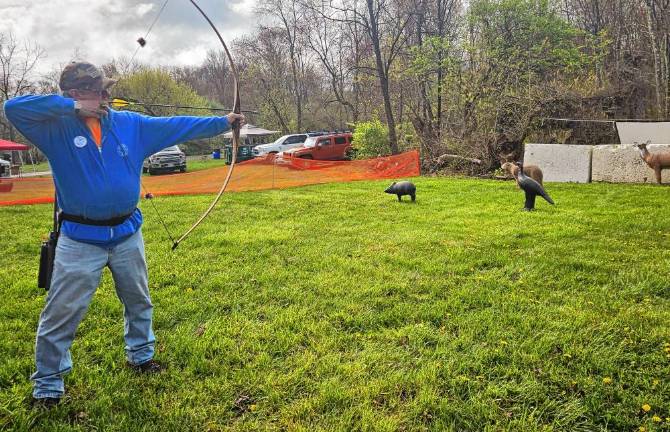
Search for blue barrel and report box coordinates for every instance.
[212,150,221,159]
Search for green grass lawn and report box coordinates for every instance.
[1,178,670,431]
[19,162,50,173]
[185,158,228,172]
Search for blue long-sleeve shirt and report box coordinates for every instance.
[4,94,230,246]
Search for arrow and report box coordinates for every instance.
[109,98,258,114]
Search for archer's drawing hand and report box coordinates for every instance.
[74,100,108,119]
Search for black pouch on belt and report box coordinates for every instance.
[38,231,59,290]
[38,194,60,291]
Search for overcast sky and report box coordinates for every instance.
[0,0,257,77]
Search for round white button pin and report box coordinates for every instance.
[74,136,88,148]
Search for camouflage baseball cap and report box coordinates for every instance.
[59,61,116,92]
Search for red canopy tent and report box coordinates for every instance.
[0,139,30,151]
[0,139,32,177]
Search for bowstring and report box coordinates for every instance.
[124,0,177,245]
[107,124,177,245]
[129,0,170,67]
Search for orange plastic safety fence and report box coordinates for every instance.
[0,150,420,206]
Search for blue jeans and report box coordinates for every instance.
[31,230,155,399]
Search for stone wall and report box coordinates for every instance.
[523,144,592,183]
[592,144,670,183]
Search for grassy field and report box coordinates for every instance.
[21,162,50,173]
[1,177,670,431]
[185,158,228,172]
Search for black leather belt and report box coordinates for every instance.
[59,210,135,226]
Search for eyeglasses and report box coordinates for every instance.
[75,89,110,99]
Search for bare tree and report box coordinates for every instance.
[405,0,460,150]
[643,0,670,116]
[362,0,411,153]
[302,5,359,121]
[237,29,295,133]
[307,0,412,153]
[102,57,147,79]
[256,0,311,130]
[0,32,45,142]
[169,50,231,107]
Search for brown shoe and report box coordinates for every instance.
[127,359,164,374]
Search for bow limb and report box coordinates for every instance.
[171,0,241,250]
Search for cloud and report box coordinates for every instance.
[0,0,255,76]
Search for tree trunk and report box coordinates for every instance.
[645,2,664,116]
[436,0,445,138]
[290,54,303,130]
[665,32,670,117]
[366,0,399,154]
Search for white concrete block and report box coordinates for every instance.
[523,144,592,183]
[616,122,670,144]
[592,144,670,183]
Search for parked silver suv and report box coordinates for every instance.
[143,145,187,175]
